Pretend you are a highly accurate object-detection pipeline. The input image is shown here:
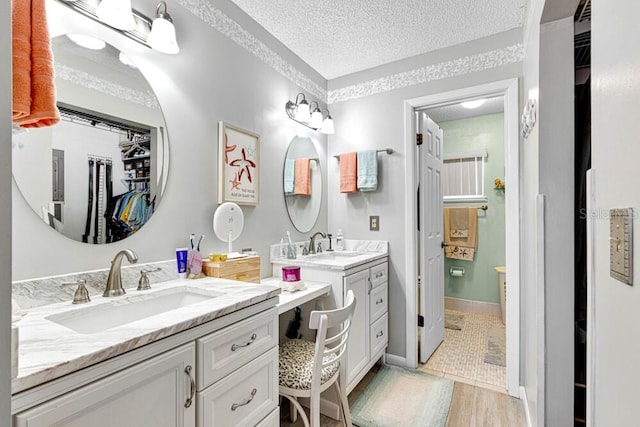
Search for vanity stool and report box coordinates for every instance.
[278,291,356,427]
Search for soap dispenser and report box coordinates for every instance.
[335,229,344,251]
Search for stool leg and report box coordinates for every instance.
[291,397,298,423]
[335,377,352,427]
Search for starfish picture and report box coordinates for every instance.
[229,172,241,190]
[224,133,237,164]
[244,144,256,158]
[229,148,256,183]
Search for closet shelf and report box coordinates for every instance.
[123,155,150,162]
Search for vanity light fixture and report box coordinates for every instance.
[55,0,180,55]
[285,93,336,134]
[96,0,136,31]
[147,1,180,54]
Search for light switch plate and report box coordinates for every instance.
[610,208,633,285]
[370,216,380,231]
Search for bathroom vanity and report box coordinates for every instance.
[271,240,389,397]
[11,279,281,427]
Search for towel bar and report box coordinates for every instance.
[333,148,393,159]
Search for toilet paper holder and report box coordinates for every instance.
[449,266,465,277]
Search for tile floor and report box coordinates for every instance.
[419,309,507,393]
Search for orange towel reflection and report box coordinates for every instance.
[294,158,311,196]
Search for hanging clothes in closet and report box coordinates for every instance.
[105,190,154,242]
[82,156,111,244]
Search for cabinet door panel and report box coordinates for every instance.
[14,343,196,427]
[344,269,370,385]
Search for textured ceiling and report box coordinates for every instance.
[423,96,504,123]
[229,0,527,79]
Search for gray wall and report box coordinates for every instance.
[326,29,522,359]
[592,0,640,423]
[12,0,329,281]
[521,0,576,424]
[1,0,11,422]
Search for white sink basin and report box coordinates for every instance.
[46,288,222,334]
[307,251,363,260]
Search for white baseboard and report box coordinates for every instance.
[445,296,501,317]
[298,396,341,421]
[385,353,407,367]
[520,386,533,427]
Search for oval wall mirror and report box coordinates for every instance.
[283,136,322,233]
[12,34,169,244]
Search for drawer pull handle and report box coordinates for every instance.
[376,298,384,304]
[367,277,373,295]
[231,388,257,411]
[231,333,257,351]
[184,365,195,408]
[376,272,384,278]
[376,331,384,338]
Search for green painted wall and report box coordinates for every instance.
[441,113,505,304]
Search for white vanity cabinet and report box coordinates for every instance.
[12,298,279,427]
[343,260,389,390]
[14,343,196,427]
[278,257,389,394]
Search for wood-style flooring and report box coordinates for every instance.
[280,365,525,426]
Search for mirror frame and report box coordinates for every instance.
[12,3,171,244]
[283,136,322,233]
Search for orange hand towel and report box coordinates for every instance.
[14,0,60,128]
[294,158,311,196]
[12,0,32,121]
[339,152,358,193]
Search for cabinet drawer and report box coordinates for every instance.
[370,313,388,358]
[370,263,388,288]
[369,282,388,323]
[197,307,277,390]
[197,347,278,427]
[256,408,280,426]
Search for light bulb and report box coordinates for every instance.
[295,99,310,122]
[320,116,335,135]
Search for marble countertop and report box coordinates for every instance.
[12,278,280,394]
[260,277,332,314]
[271,240,388,271]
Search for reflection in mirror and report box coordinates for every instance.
[12,34,169,244]
[283,136,322,233]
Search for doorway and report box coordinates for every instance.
[417,101,508,391]
[403,79,521,398]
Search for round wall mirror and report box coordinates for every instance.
[12,34,169,244]
[283,136,322,233]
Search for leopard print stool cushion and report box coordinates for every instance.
[279,339,339,390]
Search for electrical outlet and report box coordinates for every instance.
[370,216,380,231]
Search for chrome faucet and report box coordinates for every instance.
[308,232,327,255]
[104,249,139,297]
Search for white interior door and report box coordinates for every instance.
[418,112,445,363]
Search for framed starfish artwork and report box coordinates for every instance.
[218,121,260,205]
